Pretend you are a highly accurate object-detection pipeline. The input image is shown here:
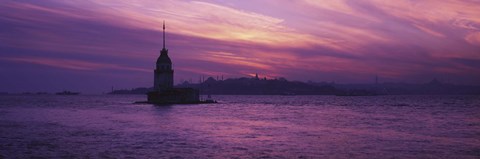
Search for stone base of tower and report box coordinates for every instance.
[145,88,206,104]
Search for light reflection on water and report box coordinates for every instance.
[0,95,479,158]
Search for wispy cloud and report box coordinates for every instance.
[1,57,149,72]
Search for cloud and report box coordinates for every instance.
[1,57,149,72]
[367,0,480,25]
[301,0,380,22]
[465,32,480,46]
[366,0,480,48]
[413,24,446,38]
[57,0,321,48]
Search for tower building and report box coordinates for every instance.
[147,21,207,104]
[154,21,174,91]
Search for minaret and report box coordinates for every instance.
[154,21,174,91]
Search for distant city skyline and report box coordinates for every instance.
[1,0,479,93]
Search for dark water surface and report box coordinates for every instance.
[0,95,479,158]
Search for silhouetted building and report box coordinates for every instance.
[154,22,174,91]
[147,21,200,103]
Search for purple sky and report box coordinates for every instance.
[1,0,480,93]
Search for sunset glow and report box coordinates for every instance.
[1,0,479,93]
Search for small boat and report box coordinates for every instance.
[55,91,80,95]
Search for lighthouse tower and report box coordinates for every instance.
[146,21,209,104]
[154,21,174,91]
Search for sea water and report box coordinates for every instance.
[0,95,479,158]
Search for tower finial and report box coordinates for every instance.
[163,20,166,49]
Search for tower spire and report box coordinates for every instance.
[163,20,166,49]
